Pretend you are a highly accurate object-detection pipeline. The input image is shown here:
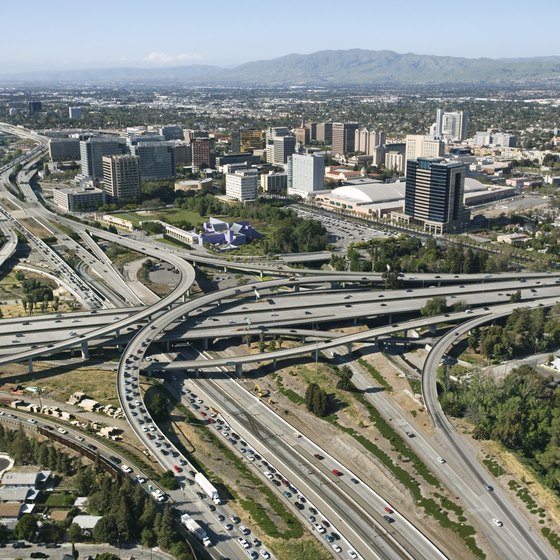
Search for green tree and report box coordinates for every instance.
[67,523,82,543]
[157,507,177,550]
[421,296,447,317]
[14,514,38,541]
[93,514,119,544]
[148,393,169,422]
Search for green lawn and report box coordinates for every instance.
[113,208,209,227]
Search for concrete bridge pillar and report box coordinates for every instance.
[223,266,227,273]
[428,324,437,335]
[203,338,209,350]
[346,342,353,354]
[235,363,242,377]
[294,284,300,292]
[28,358,33,374]
[80,341,89,360]
[259,270,263,279]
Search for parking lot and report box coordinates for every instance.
[291,207,389,249]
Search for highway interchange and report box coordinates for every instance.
[0,123,558,560]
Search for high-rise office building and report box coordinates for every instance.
[28,101,42,113]
[102,155,141,200]
[331,122,359,155]
[294,127,311,146]
[405,135,445,163]
[225,169,258,201]
[287,153,324,194]
[130,142,176,180]
[402,157,469,234]
[80,137,127,180]
[191,138,216,169]
[267,135,296,165]
[49,138,81,162]
[231,129,263,153]
[159,125,185,141]
[316,122,332,145]
[266,127,290,142]
[184,130,209,143]
[68,107,81,119]
[434,110,469,141]
[308,123,318,142]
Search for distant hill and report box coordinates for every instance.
[3,49,560,86]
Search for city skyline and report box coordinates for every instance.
[1,0,559,74]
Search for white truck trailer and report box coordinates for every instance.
[195,472,222,504]
[181,513,211,547]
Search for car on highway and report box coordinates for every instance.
[437,457,446,464]
[314,523,326,533]
[27,418,37,424]
[260,550,271,559]
[331,469,343,476]
[348,550,358,559]
[350,477,359,484]
[121,465,132,474]
[405,431,415,438]
[136,476,147,484]
[57,427,68,435]
[484,484,494,491]
[332,544,342,553]
[283,490,292,498]
[173,465,182,473]
[383,515,394,523]
[223,522,233,531]
[384,506,393,513]
[229,514,240,523]
[238,537,250,548]
[492,518,503,527]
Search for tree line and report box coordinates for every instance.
[331,236,510,274]
[468,306,560,362]
[441,365,560,494]
[73,464,194,558]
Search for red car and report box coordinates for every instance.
[200,411,207,417]
[384,506,393,514]
[331,469,343,477]
[173,465,182,473]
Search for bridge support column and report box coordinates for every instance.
[80,341,89,360]
[166,341,170,351]
[115,328,120,337]
[235,363,242,377]
[203,338,209,350]
[194,368,200,378]
[259,270,263,279]
[294,284,300,292]
[346,342,353,354]
[28,358,33,374]
[223,266,227,273]
[272,359,277,368]
[353,317,358,326]
[428,324,437,335]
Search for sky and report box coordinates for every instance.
[1,0,559,74]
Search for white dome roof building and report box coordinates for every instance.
[314,178,405,218]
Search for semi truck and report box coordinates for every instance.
[195,472,222,504]
[181,513,212,547]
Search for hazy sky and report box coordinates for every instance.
[1,0,559,73]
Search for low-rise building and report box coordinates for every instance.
[53,185,106,212]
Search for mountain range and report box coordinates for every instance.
[3,49,560,86]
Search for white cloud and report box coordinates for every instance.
[144,52,203,65]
